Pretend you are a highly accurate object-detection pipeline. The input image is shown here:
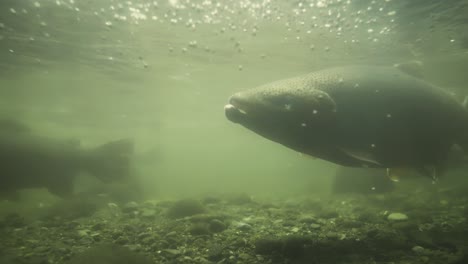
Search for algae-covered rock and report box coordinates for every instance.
[387,212,409,221]
[166,199,206,218]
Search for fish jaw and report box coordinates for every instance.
[224,92,255,123]
[224,104,245,123]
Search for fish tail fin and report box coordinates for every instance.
[89,138,134,183]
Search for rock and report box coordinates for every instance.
[124,244,142,252]
[166,199,206,218]
[77,229,90,237]
[208,219,226,233]
[92,222,106,231]
[310,223,321,229]
[107,203,119,210]
[298,214,318,224]
[140,208,157,218]
[387,213,409,221]
[162,249,181,257]
[122,201,139,213]
[235,222,252,231]
[412,245,427,255]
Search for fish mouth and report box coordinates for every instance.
[224,95,249,123]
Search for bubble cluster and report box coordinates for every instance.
[0,0,456,74]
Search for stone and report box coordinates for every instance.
[387,213,409,221]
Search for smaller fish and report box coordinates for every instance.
[0,119,134,199]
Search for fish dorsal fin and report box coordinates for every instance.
[0,119,30,134]
[393,60,424,79]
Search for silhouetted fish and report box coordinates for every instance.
[0,119,133,199]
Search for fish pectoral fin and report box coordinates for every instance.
[386,168,410,182]
[416,165,444,183]
[339,147,381,166]
[387,166,444,183]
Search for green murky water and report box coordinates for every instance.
[1,1,468,263]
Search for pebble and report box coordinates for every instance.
[163,249,181,256]
[123,201,139,213]
[310,223,321,229]
[77,229,90,237]
[387,213,408,221]
[235,222,252,231]
[141,208,157,218]
[209,219,226,233]
[412,245,427,255]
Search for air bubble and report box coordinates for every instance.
[188,40,197,48]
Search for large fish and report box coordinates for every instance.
[224,65,468,179]
[0,119,133,199]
